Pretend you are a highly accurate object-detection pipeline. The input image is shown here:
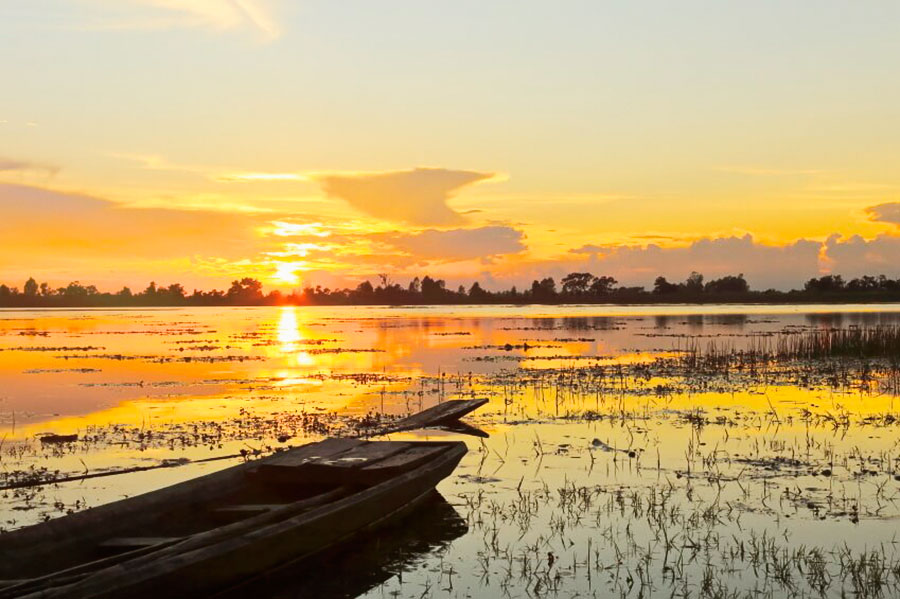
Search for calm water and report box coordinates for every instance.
[3,304,900,598]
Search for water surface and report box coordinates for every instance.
[3,304,900,598]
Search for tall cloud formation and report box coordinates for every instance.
[314,168,496,226]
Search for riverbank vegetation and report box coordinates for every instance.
[3,272,900,307]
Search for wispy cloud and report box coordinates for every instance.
[0,156,59,177]
[216,172,306,182]
[79,0,281,41]
[713,166,823,176]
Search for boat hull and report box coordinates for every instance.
[0,440,467,598]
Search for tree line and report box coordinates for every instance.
[3,272,900,307]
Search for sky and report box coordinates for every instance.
[2,0,900,292]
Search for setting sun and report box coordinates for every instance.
[4,3,900,596]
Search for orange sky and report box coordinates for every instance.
[2,1,900,291]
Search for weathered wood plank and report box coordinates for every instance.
[99,537,183,550]
[356,445,449,484]
[282,442,413,485]
[262,437,365,468]
[380,398,488,434]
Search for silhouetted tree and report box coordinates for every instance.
[804,275,845,293]
[469,281,489,301]
[589,276,618,296]
[684,272,704,293]
[5,271,900,308]
[560,272,592,297]
[653,277,679,295]
[530,277,557,302]
[227,278,264,303]
[421,276,448,303]
[704,274,749,294]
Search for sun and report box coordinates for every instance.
[273,262,301,286]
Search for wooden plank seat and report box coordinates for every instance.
[357,445,449,484]
[259,441,414,485]
[258,442,459,486]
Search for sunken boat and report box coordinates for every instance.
[0,398,487,598]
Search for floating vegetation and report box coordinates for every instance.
[5,307,900,597]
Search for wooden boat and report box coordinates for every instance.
[0,438,467,598]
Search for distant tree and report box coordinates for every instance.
[589,276,618,296]
[704,274,749,294]
[165,283,185,301]
[469,281,489,301]
[420,276,447,302]
[64,282,88,299]
[354,280,375,300]
[561,272,594,297]
[227,278,264,304]
[804,275,845,293]
[408,277,421,294]
[684,272,704,293]
[653,277,679,295]
[39,282,52,297]
[530,277,557,302]
[117,286,133,298]
[23,277,38,297]
[847,275,879,291]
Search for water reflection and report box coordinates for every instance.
[3,303,900,433]
[221,493,467,599]
[277,306,301,349]
[276,306,314,367]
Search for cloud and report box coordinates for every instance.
[0,157,59,176]
[865,202,900,225]
[314,168,498,226]
[377,226,526,262]
[713,166,823,176]
[822,234,900,278]
[0,183,267,285]
[561,235,823,290]
[82,0,281,41]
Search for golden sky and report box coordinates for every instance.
[2,1,900,291]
